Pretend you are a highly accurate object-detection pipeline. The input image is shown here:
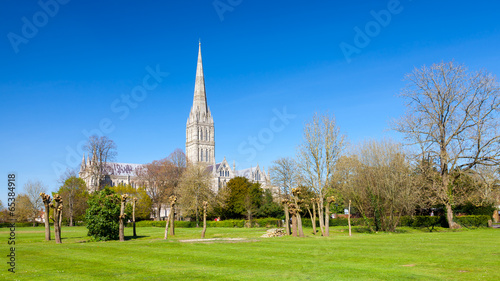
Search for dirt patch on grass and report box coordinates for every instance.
[402,264,416,267]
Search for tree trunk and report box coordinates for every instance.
[164,213,170,240]
[297,213,304,237]
[201,202,207,238]
[59,208,63,239]
[169,205,175,236]
[291,214,297,237]
[311,201,317,235]
[317,200,325,236]
[325,201,330,237]
[59,208,63,227]
[284,204,290,235]
[156,204,161,221]
[132,199,137,237]
[348,200,352,237]
[43,202,51,241]
[196,205,199,227]
[445,202,459,229]
[53,194,63,244]
[69,197,74,227]
[119,195,127,242]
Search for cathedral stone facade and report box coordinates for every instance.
[79,43,270,194]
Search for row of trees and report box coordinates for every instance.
[270,61,500,234]
[6,61,498,237]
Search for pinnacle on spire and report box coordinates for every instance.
[81,154,86,169]
[192,42,208,113]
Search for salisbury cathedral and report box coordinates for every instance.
[79,43,270,193]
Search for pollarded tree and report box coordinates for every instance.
[111,184,152,221]
[40,193,51,241]
[85,187,121,241]
[51,194,63,244]
[393,61,500,228]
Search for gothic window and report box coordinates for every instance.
[200,149,203,161]
[205,149,208,162]
[200,128,203,140]
[205,128,208,141]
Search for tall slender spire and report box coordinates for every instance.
[192,41,208,113]
[81,154,86,169]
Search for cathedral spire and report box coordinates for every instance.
[81,154,86,169]
[192,42,208,113]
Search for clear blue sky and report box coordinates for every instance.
[1,0,499,203]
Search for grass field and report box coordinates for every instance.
[1,225,499,280]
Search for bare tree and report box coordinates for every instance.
[169,149,187,194]
[472,165,500,207]
[178,163,214,227]
[296,112,346,236]
[270,157,297,201]
[58,176,88,226]
[135,158,172,221]
[84,135,117,191]
[393,61,500,228]
[14,194,33,223]
[24,180,46,227]
[337,140,421,232]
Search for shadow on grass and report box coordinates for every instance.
[124,235,149,241]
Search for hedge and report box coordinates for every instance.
[132,218,283,228]
[301,217,369,227]
[400,216,441,231]
[454,215,490,228]
[0,222,42,227]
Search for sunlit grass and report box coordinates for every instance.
[1,225,498,280]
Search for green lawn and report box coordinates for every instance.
[1,225,499,280]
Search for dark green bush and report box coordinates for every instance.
[85,188,121,241]
[454,215,490,228]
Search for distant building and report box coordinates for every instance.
[79,43,272,194]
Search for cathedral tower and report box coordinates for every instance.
[186,42,215,164]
